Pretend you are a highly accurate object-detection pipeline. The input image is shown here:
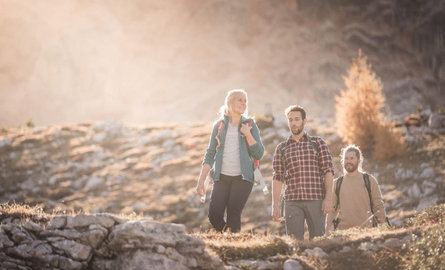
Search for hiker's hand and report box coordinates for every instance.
[322,198,333,215]
[196,182,205,197]
[240,123,252,136]
[272,205,283,222]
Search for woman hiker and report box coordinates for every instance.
[196,89,264,233]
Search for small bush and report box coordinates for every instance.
[404,225,445,270]
[335,50,404,159]
[404,204,445,227]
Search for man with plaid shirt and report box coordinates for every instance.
[272,105,334,240]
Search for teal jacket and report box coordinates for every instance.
[203,115,264,183]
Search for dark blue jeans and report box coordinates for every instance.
[208,174,253,233]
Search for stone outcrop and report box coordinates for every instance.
[0,213,224,270]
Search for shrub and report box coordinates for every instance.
[404,225,445,270]
[335,50,404,159]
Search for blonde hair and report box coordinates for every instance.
[218,89,249,118]
[340,144,364,174]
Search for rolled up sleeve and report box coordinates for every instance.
[318,138,334,175]
[247,121,264,160]
[272,143,285,182]
[202,123,218,166]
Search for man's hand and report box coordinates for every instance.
[272,204,284,222]
[322,198,333,215]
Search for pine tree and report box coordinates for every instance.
[335,50,404,160]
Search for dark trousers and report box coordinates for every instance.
[208,174,253,233]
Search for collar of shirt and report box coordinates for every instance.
[285,132,310,145]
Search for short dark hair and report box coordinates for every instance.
[285,105,306,119]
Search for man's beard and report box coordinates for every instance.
[345,163,359,173]
[291,124,305,135]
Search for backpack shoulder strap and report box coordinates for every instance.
[309,136,320,155]
[216,120,225,148]
[334,176,344,210]
[245,119,260,167]
[363,173,374,214]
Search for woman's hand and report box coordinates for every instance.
[196,181,205,197]
[240,123,252,137]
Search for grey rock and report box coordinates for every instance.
[40,229,82,240]
[407,183,421,198]
[85,177,105,190]
[283,259,303,270]
[66,214,115,229]
[81,224,108,248]
[58,256,83,270]
[176,236,205,255]
[0,230,15,248]
[339,246,351,253]
[108,220,186,251]
[7,244,33,259]
[96,213,128,225]
[165,247,187,265]
[116,250,188,270]
[92,258,114,270]
[0,137,11,147]
[305,247,328,258]
[384,238,403,249]
[417,195,439,212]
[231,259,281,270]
[422,181,436,195]
[358,242,375,251]
[429,113,445,129]
[33,242,54,262]
[420,168,435,179]
[48,216,67,229]
[23,221,42,232]
[156,245,166,254]
[402,235,413,242]
[51,240,92,261]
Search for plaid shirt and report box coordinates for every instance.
[273,133,334,201]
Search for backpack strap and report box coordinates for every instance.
[215,120,225,148]
[363,173,374,214]
[246,120,260,168]
[334,176,344,210]
[309,136,320,155]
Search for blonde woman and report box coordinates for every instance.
[196,89,264,233]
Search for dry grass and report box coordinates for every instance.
[193,231,294,262]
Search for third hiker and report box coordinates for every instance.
[326,144,387,235]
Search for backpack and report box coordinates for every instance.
[333,173,391,228]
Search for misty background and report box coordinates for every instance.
[1,0,444,127]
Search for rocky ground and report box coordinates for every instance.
[1,112,444,234]
[0,111,444,269]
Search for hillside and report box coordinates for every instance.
[1,112,445,269]
[1,113,444,234]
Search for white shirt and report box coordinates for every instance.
[221,123,242,176]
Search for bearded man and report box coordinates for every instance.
[272,105,334,240]
[325,144,387,235]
